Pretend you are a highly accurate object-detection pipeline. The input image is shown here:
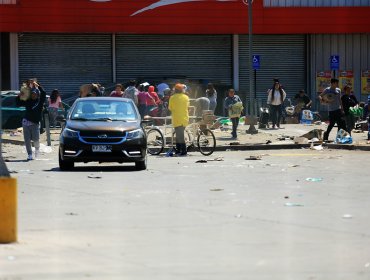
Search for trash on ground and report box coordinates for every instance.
[300,129,324,140]
[290,164,300,168]
[234,214,243,218]
[308,137,320,143]
[88,175,102,179]
[294,136,308,144]
[210,188,224,192]
[342,214,353,219]
[284,202,304,207]
[230,141,240,145]
[334,129,353,144]
[306,177,323,182]
[65,212,78,216]
[195,160,208,163]
[265,140,272,144]
[245,155,262,160]
[310,144,323,150]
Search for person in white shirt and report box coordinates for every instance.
[267,79,287,129]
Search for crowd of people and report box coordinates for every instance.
[15,77,370,160]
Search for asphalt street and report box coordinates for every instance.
[1,143,370,280]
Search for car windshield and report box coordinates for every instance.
[70,99,138,121]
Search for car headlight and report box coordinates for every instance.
[126,129,143,139]
[62,128,79,138]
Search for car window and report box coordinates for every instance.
[71,100,137,121]
[1,96,17,107]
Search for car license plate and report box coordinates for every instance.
[92,145,112,152]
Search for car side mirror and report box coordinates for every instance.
[56,115,66,123]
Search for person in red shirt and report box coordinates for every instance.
[146,85,161,114]
[110,84,124,97]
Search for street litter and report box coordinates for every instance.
[310,143,323,150]
[65,212,78,216]
[196,156,224,163]
[300,129,324,140]
[195,160,207,163]
[284,202,304,207]
[294,137,308,144]
[342,214,353,219]
[265,140,272,144]
[210,188,224,191]
[306,177,323,182]
[230,141,240,145]
[245,155,262,160]
[234,214,243,218]
[334,129,353,144]
[87,175,102,179]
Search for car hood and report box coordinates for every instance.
[66,120,141,132]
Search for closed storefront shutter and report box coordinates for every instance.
[18,33,112,99]
[239,34,306,103]
[115,34,232,90]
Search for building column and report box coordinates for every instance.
[9,33,19,89]
[232,34,239,91]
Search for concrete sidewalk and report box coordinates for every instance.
[2,123,370,151]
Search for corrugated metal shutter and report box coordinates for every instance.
[18,33,112,99]
[239,34,306,103]
[115,34,232,87]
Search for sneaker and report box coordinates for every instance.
[27,154,33,161]
[35,149,40,159]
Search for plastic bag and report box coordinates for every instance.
[349,105,363,117]
[300,110,313,124]
[334,129,353,144]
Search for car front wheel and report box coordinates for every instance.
[135,157,147,171]
[59,151,74,171]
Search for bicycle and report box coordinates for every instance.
[172,122,216,156]
[144,116,216,156]
[142,118,165,155]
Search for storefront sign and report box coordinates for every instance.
[316,71,332,93]
[339,70,354,90]
[361,70,370,95]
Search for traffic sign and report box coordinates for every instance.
[330,55,340,70]
[252,55,260,70]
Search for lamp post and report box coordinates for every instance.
[244,0,258,134]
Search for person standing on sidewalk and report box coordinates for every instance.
[319,78,347,141]
[341,85,358,135]
[267,79,286,129]
[16,80,46,160]
[224,89,243,139]
[205,83,217,114]
[48,89,64,128]
[169,83,190,156]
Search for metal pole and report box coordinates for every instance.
[248,0,253,116]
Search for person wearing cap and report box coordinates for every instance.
[16,80,46,160]
[169,83,190,156]
[363,95,370,144]
[294,89,312,122]
[319,78,347,141]
[48,89,64,128]
[341,84,358,135]
[267,79,287,129]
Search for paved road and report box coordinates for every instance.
[1,144,370,280]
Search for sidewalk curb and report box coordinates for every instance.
[3,138,370,152]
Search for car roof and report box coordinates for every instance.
[76,97,133,102]
[1,90,20,96]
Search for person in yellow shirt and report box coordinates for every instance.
[169,83,190,156]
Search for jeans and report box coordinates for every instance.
[270,104,283,127]
[324,109,347,140]
[231,117,239,138]
[22,122,40,156]
[48,107,58,127]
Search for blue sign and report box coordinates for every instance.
[330,55,340,70]
[252,55,260,70]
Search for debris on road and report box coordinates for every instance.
[88,175,102,179]
[284,202,304,207]
[210,188,224,192]
[245,155,262,160]
[306,177,323,182]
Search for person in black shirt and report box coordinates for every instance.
[341,85,358,135]
[16,80,46,160]
[294,90,312,122]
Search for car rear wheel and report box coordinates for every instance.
[135,157,147,171]
[59,151,74,171]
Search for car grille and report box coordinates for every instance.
[79,130,127,144]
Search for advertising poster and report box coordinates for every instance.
[361,70,370,95]
[339,70,354,90]
[316,71,332,93]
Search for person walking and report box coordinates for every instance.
[341,85,358,135]
[146,85,161,114]
[205,83,217,114]
[123,80,138,106]
[137,84,150,117]
[169,83,190,156]
[48,89,64,128]
[16,80,46,160]
[319,78,347,141]
[294,89,312,122]
[267,79,286,129]
[224,89,243,139]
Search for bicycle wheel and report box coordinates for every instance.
[172,130,192,152]
[197,128,216,156]
[146,127,164,155]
